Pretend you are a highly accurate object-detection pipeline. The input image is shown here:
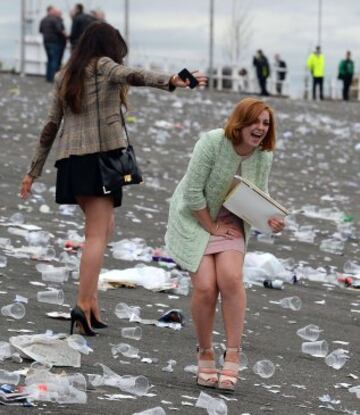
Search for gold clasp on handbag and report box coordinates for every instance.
[124,174,132,183]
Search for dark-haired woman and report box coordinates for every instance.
[165,98,284,392]
[20,21,207,336]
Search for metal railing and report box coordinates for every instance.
[13,39,360,102]
[205,66,290,97]
[303,74,360,101]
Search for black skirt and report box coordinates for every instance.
[55,151,123,208]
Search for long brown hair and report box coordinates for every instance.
[60,22,128,113]
[224,97,276,151]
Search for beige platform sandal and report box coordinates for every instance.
[196,347,218,388]
[218,347,240,392]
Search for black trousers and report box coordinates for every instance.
[258,76,269,96]
[312,77,324,100]
[342,75,353,101]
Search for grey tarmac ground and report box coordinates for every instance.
[0,73,359,415]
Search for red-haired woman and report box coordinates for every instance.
[20,21,207,336]
[165,97,284,392]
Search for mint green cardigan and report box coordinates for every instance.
[165,128,273,273]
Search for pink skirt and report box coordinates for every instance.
[204,207,245,255]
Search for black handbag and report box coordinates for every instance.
[95,72,143,195]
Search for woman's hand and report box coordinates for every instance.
[211,221,242,239]
[268,216,285,233]
[171,71,208,88]
[20,175,34,199]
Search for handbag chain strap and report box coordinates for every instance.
[94,69,130,152]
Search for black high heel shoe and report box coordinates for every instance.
[70,306,97,336]
[90,311,108,329]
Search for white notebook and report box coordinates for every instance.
[223,176,289,233]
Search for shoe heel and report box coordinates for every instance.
[70,306,97,337]
[70,319,75,335]
[91,311,108,329]
[196,346,218,388]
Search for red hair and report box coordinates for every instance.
[224,97,276,151]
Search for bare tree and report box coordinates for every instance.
[223,0,253,65]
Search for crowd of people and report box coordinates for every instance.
[252,47,355,101]
[39,4,355,102]
[39,3,105,82]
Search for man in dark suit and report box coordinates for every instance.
[39,5,65,82]
[253,50,270,96]
[70,3,96,50]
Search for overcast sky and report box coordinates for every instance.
[1,0,360,96]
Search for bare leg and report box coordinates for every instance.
[76,196,114,325]
[191,254,218,362]
[215,250,246,363]
[191,255,219,385]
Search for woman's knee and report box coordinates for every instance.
[218,270,244,295]
[193,283,218,304]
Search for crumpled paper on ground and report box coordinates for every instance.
[99,266,175,292]
[9,333,81,367]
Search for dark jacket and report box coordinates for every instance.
[27,57,174,178]
[253,54,270,79]
[338,59,354,79]
[70,13,96,47]
[39,15,64,44]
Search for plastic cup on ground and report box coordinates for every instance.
[349,386,360,398]
[0,237,11,248]
[325,349,348,370]
[66,372,87,391]
[0,341,12,360]
[1,302,26,319]
[195,391,227,415]
[253,359,275,379]
[67,334,92,355]
[121,326,142,340]
[301,340,329,357]
[9,212,24,224]
[118,375,150,396]
[0,369,20,385]
[41,267,69,283]
[111,343,139,358]
[114,302,140,320]
[0,255,7,268]
[132,407,166,415]
[279,296,302,311]
[296,324,322,341]
[37,289,64,305]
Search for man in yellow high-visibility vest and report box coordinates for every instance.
[307,46,325,100]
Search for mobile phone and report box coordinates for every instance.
[178,68,199,89]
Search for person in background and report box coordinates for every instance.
[52,8,67,70]
[39,5,65,82]
[69,3,96,50]
[274,54,287,95]
[238,68,249,92]
[338,51,354,101]
[165,98,284,392]
[307,46,325,100]
[253,50,270,96]
[20,22,207,337]
[90,9,106,21]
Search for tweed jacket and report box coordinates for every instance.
[165,128,273,273]
[27,57,173,178]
